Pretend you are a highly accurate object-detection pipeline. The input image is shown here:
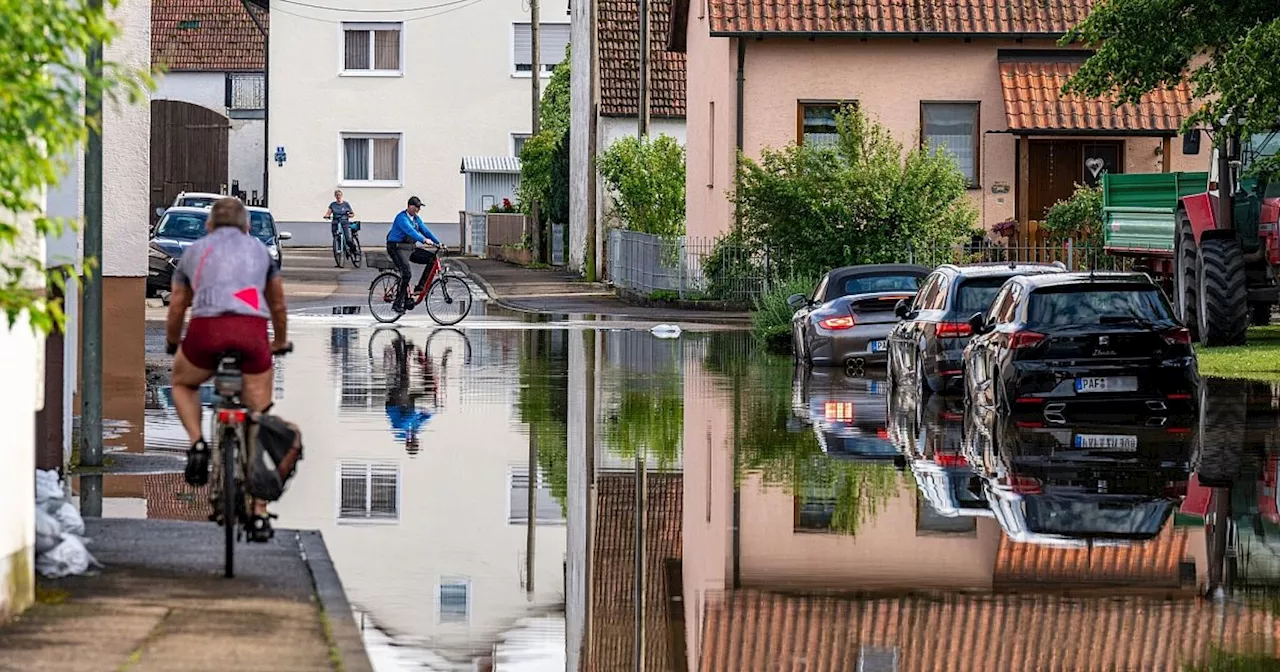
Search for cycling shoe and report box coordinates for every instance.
[185,439,210,486]
[247,513,276,543]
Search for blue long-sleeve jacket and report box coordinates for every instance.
[387,210,441,245]
[386,405,432,440]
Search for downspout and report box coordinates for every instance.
[733,38,745,231]
[242,0,268,205]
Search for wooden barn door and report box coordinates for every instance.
[150,100,229,224]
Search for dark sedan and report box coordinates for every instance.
[147,206,292,300]
[963,272,1199,413]
[789,264,929,368]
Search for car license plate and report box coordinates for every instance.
[1074,376,1137,393]
[1074,434,1139,450]
[870,340,887,353]
[869,380,882,395]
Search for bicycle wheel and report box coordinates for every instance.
[425,273,473,326]
[221,425,238,578]
[349,235,363,268]
[333,235,344,269]
[368,272,405,324]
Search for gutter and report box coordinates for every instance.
[241,0,268,204]
[986,128,1181,138]
[709,30,1071,40]
[734,38,745,231]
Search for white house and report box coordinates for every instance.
[151,0,267,216]
[267,0,571,247]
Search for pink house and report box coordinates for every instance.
[668,0,1203,239]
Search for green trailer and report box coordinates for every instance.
[1102,171,1209,256]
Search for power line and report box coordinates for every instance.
[269,0,487,23]
[274,0,476,12]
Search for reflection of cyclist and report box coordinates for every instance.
[384,333,434,453]
[386,196,443,312]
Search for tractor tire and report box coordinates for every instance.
[1252,302,1273,326]
[1175,216,1199,339]
[1197,237,1249,347]
[1195,377,1247,487]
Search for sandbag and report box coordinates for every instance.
[245,413,304,501]
[36,536,100,579]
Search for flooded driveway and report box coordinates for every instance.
[79,317,1280,670]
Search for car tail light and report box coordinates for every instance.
[1167,393,1193,400]
[1162,327,1192,345]
[876,429,889,439]
[935,453,967,467]
[1015,397,1045,405]
[941,412,963,422]
[818,315,856,330]
[1015,420,1044,428]
[1168,427,1192,434]
[824,402,853,421]
[1010,331,1046,349]
[937,322,972,338]
[1007,475,1042,494]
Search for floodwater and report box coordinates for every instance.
[78,315,1280,671]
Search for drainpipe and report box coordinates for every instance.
[733,39,745,232]
[242,0,268,205]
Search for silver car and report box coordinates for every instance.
[789,264,929,368]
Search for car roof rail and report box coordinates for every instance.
[936,263,961,273]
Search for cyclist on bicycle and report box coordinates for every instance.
[324,189,356,255]
[386,195,444,312]
[166,196,290,542]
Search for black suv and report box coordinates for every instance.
[963,271,1199,413]
[888,262,1065,393]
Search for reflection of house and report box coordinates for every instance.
[994,525,1194,587]
[151,0,267,214]
[675,0,1204,236]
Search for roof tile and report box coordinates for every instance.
[152,0,267,72]
[1000,60,1193,133]
[600,0,688,118]
[708,0,1093,36]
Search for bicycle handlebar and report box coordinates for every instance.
[272,342,294,356]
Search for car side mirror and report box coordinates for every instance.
[278,231,293,241]
[894,299,910,319]
[968,312,988,334]
[787,293,808,311]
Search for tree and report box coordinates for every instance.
[0,0,149,330]
[598,134,687,236]
[518,45,571,222]
[733,107,978,281]
[1064,2,1280,144]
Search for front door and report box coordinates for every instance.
[1025,140,1124,221]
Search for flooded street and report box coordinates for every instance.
[74,317,1280,670]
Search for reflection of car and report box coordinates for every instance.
[792,366,898,462]
[788,264,928,368]
[147,206,293,298]
[888,262,1064,394]
[888,384,991,518]
[963,272,1198,413]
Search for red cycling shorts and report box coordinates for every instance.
[181,315,272,374]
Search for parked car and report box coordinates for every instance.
[154,191,224,219]
[788,264,929,368]
[963,271,1198,413]
[791,366,900,464]
[147,206,292,299]
[887,383,991,520]
[888,262,1065,394]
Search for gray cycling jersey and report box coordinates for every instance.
[173,227,279,319]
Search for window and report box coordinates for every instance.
[511,133,531,156]
[341,133,401,185]
[438,578,469,623]
[338,461,400,522]
[798,101,855,146]
[225,73,264,113]
[512,23,571,75]
[858,646,899,672]
[810,277,829,303]
[342,23,402,74]
[708,101,716,188]
[912,274,942,312]
[509,466,566,524]
[921,102,980,187]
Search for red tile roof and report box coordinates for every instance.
[708,0,1094,36]
[590,473,684,671]
[152,0,267,72]
[995,525,1192,586]
[601,0,688,118]
[699,590,1280,671]
[1000,59,1194,134]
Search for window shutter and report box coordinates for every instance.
[513,23,533,69]
[539,24,571,66]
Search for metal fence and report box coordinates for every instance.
[605,228,1135,304]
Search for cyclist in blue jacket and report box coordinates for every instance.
[386,196,444,311]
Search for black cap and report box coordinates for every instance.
[407,196,423,207]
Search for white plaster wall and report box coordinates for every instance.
[101,0,151,278]
[595,116,686,232]
[268,0,570,228]
[153,71,266,199]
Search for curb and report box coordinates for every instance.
[296,530,373,672]
[453,259,542,316]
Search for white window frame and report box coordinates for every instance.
[339,22,404,77]
[338,132,404,188]
[510,22,571,78]
[507,464,567,525]
[335,460,402,524]
[511,132,532,156]
[437,577,471,625]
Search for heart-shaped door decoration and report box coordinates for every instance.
[1085,157,1106,178]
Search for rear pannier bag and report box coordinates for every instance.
[246,414,303,501]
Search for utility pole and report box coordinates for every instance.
[633,5,651,666]
[530,0,543,264]
[526,430,537,599]
[637,0,651,138]
[81,0,105,468]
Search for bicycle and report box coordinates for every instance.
[367,242,473,326]
[327,213,362,269]
[209,343,292,578]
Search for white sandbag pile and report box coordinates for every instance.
[34,470,101,578]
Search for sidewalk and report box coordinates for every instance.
[0,519,371,672]
[457,258,753,325]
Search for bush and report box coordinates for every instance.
[701,232,764,301]
[751,276,815,351]
[1043,183,1103,246]
[733,106,977,281]
[598,134,686,236]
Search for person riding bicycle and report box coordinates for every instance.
[324,189,356,258]
[166,196,290,542]
[386,195,444,312]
